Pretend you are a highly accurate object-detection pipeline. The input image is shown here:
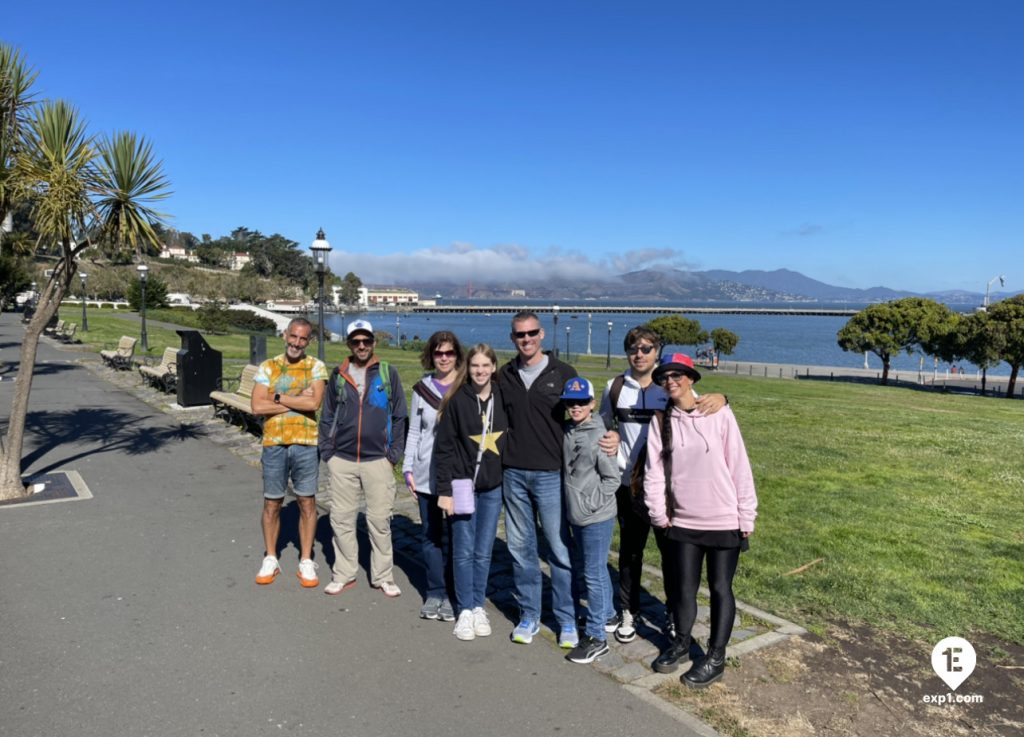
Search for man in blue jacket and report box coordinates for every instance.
[318,320,407,597]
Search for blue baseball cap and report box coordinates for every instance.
[560,376,594,401]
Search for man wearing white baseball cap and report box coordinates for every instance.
[318,319,408,597]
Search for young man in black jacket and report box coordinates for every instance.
[498,311,582,647]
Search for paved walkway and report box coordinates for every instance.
[0,314,805,737]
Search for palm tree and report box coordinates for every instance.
[0,101,170,499]
[93,131,170,262]
[0,43,38,255]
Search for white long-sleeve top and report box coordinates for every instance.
[644,405,757,533]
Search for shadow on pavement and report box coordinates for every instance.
[18,408,210,475]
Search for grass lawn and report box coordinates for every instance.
[58,307,1024,645]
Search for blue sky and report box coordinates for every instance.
[6,1,1022,293]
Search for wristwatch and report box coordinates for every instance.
[274,393,281,404]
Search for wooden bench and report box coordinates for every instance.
[58,322,78,343]
[100,336,138,370]
[139,347,178,393]
[45,319,65,336]
[209,364,263,434]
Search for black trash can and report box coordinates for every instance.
[176,330,223,407]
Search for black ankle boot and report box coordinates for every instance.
[682,646,726,688]
[652,634,690,674]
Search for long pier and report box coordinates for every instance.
[410,304,858,317]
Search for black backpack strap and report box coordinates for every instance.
[413,379,442,411]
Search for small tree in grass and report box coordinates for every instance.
[645,315,707,348]
[127,271,169,310]
[837,298,957,385]
[709,327,739,356]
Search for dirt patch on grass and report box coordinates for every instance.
[656,622,1023,737]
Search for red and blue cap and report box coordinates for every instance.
[652,353,701,384]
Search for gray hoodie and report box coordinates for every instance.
[562,414,620,526]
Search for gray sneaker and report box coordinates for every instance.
[438,598,456,622]
[419,596,443,620]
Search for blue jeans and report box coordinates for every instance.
[502,468,575,628]
[261,444,319,499]
[572,518,615,641]
[450,486,502,614]
[418,494,450,600]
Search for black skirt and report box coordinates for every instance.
[665,526,750,552]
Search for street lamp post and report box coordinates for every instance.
[79,272,88,331]
[606,321,613,369]
[396,312,402,349]
[552,305,560,358]
[565,326,571,363]
[586,313,592,355]
[136,263,149,351]
[310,228,333,361]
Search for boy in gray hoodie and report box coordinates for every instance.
[561,377,621,664]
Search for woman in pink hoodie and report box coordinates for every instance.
[644,353,757,688]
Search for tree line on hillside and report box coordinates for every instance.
[837,296,1024,396]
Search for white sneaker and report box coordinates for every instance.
[615,610,637,643]
[472,607,492,637]
[376,581,402,598]
[255,555,280,585]
[453,609,476,641]
[296,559,319,588]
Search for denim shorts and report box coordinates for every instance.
[261,444,320,499]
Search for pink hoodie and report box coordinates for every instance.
[644,405,757,533]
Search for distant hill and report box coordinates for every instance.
[402,267,1016,305]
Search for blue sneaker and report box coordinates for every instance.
[558,625,579,649]
[511,619,540,644]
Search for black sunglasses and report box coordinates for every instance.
[349,337,374,347]
[512,328,541,339]
[655,371,687,385]
[433,349,457,358]
[626,345,656,356]
[563,398,591,407]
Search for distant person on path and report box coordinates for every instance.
[251,317,328,588]
[599,326,726,659]
[645,353,757,689]
[319,320,408,598]
[434,344,508,641]
[559,376,620,664]
[403,330,464,622]
[499,310,597,648]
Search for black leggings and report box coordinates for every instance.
[666,538,741,649]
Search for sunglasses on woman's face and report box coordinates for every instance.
[655,372,687,385]
[626,345,656,356]
[433,349,457,358]
[512,328,541,339]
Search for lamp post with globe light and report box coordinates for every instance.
[565,326,571,363]
[606,321,613,369]
[136,263,149,351]
[310,229,333,361]
[79,272,88,331]
[552,305,560,358]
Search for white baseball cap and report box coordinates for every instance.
[345,319,374,340]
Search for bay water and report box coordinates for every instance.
[323,301,1009,376]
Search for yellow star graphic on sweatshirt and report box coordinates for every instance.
[470,428,503,456]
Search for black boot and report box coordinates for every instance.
[682,646,726,688]
[652,634,690,674]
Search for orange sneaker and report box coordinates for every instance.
[297,559,319,588]
[256,555,281,585]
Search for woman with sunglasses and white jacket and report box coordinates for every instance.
[403,331,464,622]
[644,353,757,689]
